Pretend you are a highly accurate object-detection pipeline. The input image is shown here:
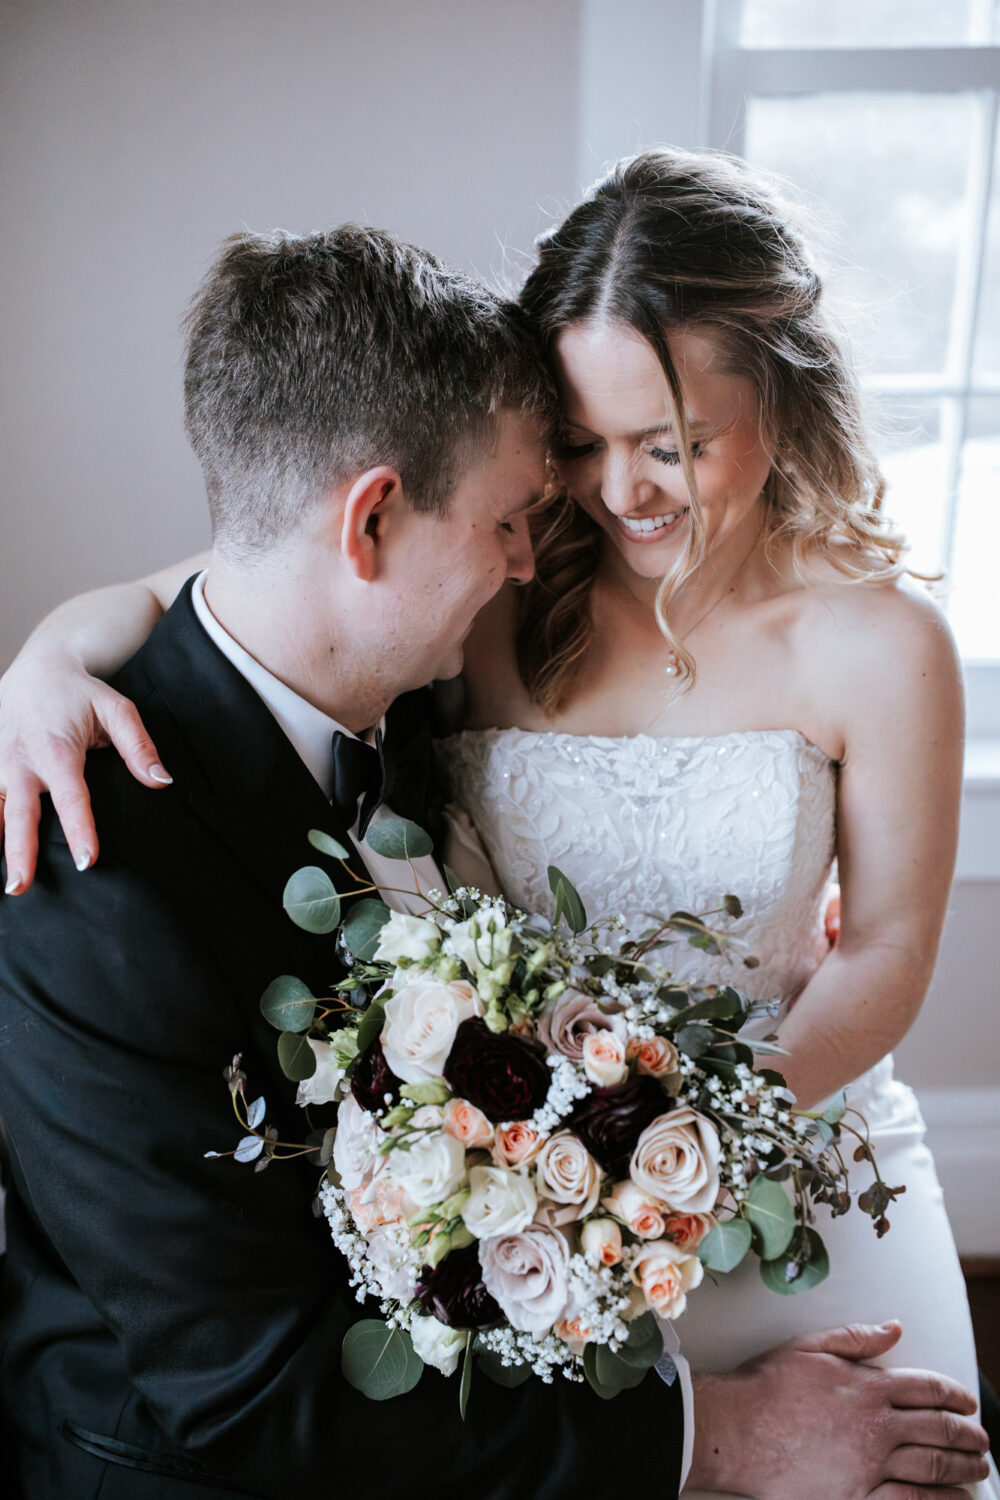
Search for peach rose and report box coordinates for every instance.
[663,1211,716,1251]
[601,1179,666,1240]
[443,1097,495,1149]
[579,1217,623,1266]
[630,1107,721,1214]
[630,1239,704,1320]
[627,1035,680,1079]
[553,1314,593,1355]
[493,1121,546,1168]
[348,1178,412,1235]
[582,1031,628,1087]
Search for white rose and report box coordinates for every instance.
[386,1130,467,1207]
[381,978,482,1084]
[581,1030,629,1087]
[410,1314,466,1376]
[332,1093,385,1191]
[630,1107,722,1214]
[364,1225,417,1302]
[630,1239,704,1320]
[537,990,626,1062]
[479,1224,571,1335]
[461,1165,536,1239]
[295,1038,346,1108]
[374,913,441,965]
[534,1132,602,1223]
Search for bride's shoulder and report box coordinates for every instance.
[781,559,961,726]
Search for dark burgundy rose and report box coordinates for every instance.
[350,1038,401,1114]
[443,1018,550,1123]
[416,1244,502,1330]
[566,1075,671,1177]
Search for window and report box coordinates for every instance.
[705,0,1000,730]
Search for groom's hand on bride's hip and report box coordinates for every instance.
[0,652,168,895]
[687,1320,990,1499]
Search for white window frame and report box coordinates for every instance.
[703,0,1000,737]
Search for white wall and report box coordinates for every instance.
[0,0,580,667]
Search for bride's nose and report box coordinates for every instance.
[598,451,655,516]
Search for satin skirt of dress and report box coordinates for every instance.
[680,1058,999,1499]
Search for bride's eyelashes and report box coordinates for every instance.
[554,438,706,465]
[649,441,704,466]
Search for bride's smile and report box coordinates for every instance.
[549,319,774,585]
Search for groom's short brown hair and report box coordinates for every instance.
[182,226,555,548]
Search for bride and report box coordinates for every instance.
[0,149,995,1497]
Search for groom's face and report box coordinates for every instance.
[384,409,545,687]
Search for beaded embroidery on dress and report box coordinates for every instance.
[437,725,997,1500]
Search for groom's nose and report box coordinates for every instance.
[504,512,535,586]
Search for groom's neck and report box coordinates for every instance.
[203,548,394,735]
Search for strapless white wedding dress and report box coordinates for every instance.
[439,727,997,1499]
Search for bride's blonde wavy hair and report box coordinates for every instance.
[516,147,907,714]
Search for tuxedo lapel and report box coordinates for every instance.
[112,582,376,952]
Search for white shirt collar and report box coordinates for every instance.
[191,569,365,799]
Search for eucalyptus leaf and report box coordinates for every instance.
[260,975,316,1033]
[365,817,434,862]
[355,998,387,1054]
[474,1344,532,1388]
[698,1217,753,1273]
[745,1176,795,1260]
[585,1342,649,1398]
[277,1029,317,1083]
[282,866,342,934]
[342,898,392,961]
[759,1229,830,1295]
[678,990,744,1024]
[617,1312,663,1370]
[822,1091,847,1125]
[341,1320,424,1401]
[307,828,350,860]
[547,865,587,934]
[675,1023,715,1059]
[234,1135,263,1163]
[246,1096,266,1129]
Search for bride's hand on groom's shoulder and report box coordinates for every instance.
[687,1320,990,1499]
[0,650,169,894]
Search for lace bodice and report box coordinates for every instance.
[438,728,837,1031]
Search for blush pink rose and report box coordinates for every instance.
[443,1097,495,1149]
[630,1239,704,1320]
[630,1107,721,1213]
[582,1031,629,1087]
[601,1179,666,1239]
[663,1211,716,1250]
[627,1035,680,1079]
[479,1224,571,1335]
[493,1121,546,1168]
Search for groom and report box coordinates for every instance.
[0,227,988,1500]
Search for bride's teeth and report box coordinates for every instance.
[622,511,682,533]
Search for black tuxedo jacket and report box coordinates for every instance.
[0,583,684,1499]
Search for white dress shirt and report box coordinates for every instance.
[192,573,444,914]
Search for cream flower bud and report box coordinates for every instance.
[579,1217,623,1266]
[582,1030,629,1087]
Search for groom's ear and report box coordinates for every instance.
[340,465,405,582]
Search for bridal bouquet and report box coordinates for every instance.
[214,817,900,1408]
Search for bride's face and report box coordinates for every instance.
[549,320,774,581]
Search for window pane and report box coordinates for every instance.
[740,0,985,48]
[870,396,949,577]
[972,108,1000,378]
[745,94,976,376]
[949,399,1000,658]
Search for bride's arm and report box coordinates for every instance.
[771,583,964,1109]
[0,552,208,891]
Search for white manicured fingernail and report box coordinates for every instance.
[149,764,173,785]
[4,871,23,895]
[74,850,93,872]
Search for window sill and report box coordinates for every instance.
[957,738,1000,881]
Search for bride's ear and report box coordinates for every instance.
[340,465,404,582]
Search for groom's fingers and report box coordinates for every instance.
[93,687,171,791]
[786,1320,902,1362]
[1,770,43,893]
[871,1487,985,1499]
[886,1368,980,1415]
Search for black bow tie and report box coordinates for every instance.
[330,716,432,843]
